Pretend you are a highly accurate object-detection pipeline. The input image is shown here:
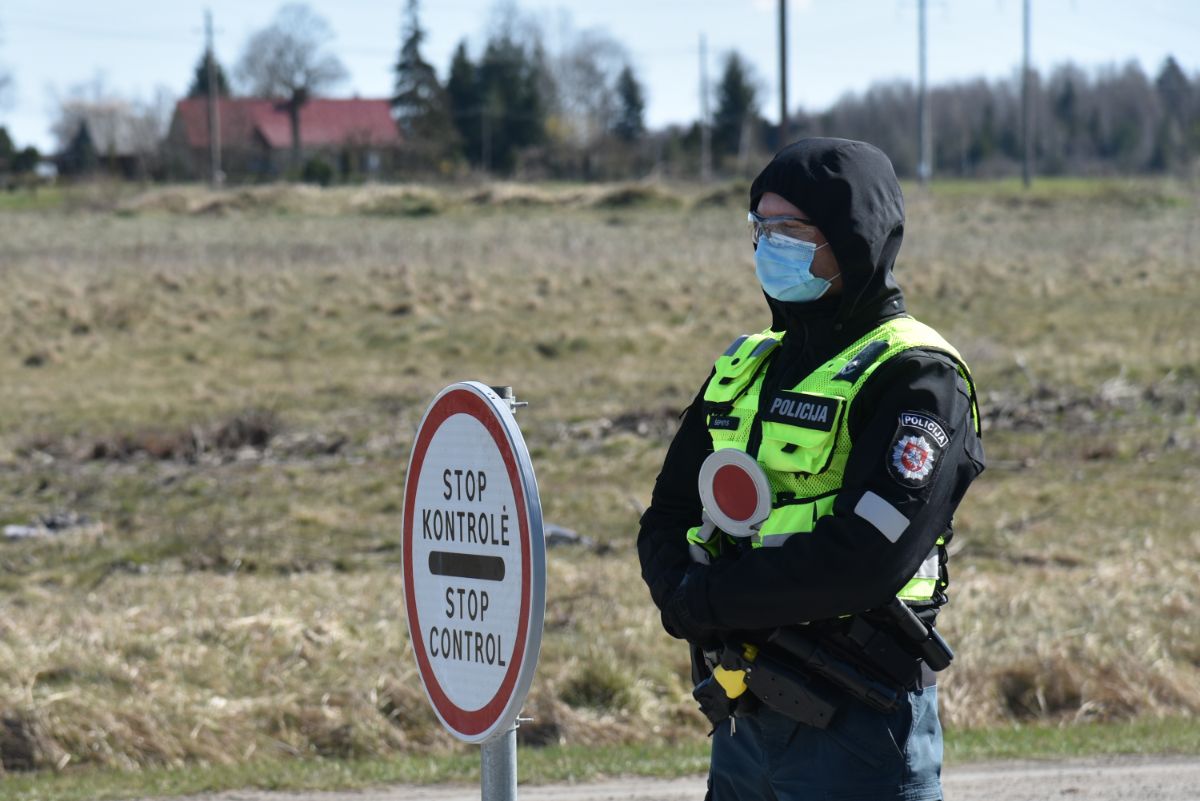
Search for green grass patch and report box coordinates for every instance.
[4,719,1198,801]
[0,187,67,212]
[0,741,711,801]
[920,175,1195,207]
[946,716,1200,763]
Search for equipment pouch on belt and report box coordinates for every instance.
[691,642,838,730]
[821,598,955,690]
[743,650,838,729]
[766,628,901,713]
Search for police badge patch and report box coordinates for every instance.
[887,411,950,488]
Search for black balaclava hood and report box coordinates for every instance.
[750,138,906,336]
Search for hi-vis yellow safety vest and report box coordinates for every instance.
[688,315,981,603]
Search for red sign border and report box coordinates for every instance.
[402,386,534,740]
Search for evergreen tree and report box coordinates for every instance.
[712,52,759,157]
[12,145,39,174]
[0,126,13,165]
[612,64,645,143]
[446,28,548,173]
[392,0,456,161]
[187,51,231,98]
[446,41,480,163]
[475,32,548,173]
[1152,56,1192,171]
[1155,57,1191,120]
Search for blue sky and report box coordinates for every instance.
[1,0,1197,151]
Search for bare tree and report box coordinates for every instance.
[0,22,14,110]
[236,3,347,166]
[51,77,174,178]
[551,27,629,149]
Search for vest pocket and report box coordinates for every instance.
[758,397,843,475]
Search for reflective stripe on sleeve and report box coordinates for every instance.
[914,547,939,579]
[854,491,910,543]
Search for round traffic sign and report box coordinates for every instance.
[697,449,772,537]
[402,382,545,743]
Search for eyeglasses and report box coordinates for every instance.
[747,211,820,246]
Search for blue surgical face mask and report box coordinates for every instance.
[754,233,837,302]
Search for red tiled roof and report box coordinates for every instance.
[173,97,401,150]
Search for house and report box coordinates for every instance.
[166,97,403,181]
[57,101,161,179]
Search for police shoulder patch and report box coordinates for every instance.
[886,411,951,489]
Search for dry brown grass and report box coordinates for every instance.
[113,181,683,219]
[0,177,1198,775]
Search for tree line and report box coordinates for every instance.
[798,57,1200,179]
[388,0,1200,181]
[0,1,1196,182]
[389,0,650,178]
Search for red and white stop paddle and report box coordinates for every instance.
[690,449,772,563]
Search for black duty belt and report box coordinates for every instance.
[691,601,952,730]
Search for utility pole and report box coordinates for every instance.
[778,0,789,147]
[1022,0,1033,188]
[916,0,931,185]
[699,33,712,183]
[481,104,491,174]
[205,9,223,188]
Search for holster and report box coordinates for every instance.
[743,649,838,729]
[812,601,954,691]
[819,617,927,690]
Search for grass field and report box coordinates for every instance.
[1,177,1198,789]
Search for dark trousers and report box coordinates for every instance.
[707,686,942,801]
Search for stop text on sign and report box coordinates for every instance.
[420,468,512,547]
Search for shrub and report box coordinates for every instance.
[301,158,335,187]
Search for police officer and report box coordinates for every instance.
[638,138,985,801]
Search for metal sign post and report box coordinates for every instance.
[403,382,545,800]
[480,724,517,800]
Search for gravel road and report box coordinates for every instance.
[142,755,1200,801]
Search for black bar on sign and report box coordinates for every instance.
[429,551,506,582]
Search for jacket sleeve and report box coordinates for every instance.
[682,351,985,631]
[637,377,713,610]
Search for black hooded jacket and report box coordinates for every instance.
[638,139,985,638]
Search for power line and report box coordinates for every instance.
[699,32,711,183]
[778,0,788,145]
[205,9,223,188]
[3,14,195,44]
[1022,0,1033,188]
[917,0,931,184]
